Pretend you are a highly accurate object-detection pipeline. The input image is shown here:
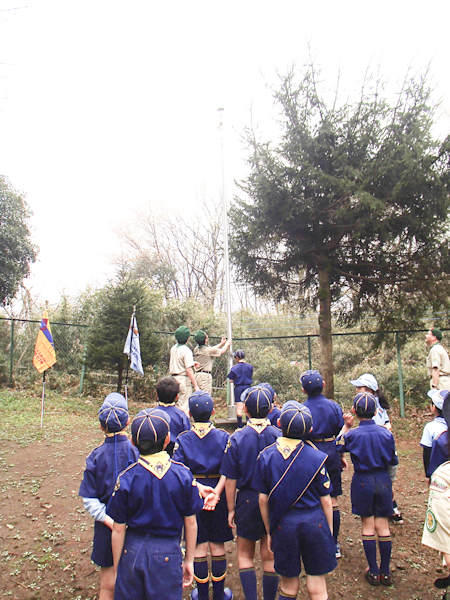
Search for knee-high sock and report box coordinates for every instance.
[237,416,243,428]
[239,568,257,600]
[378,535,392,574]
[211,554,226,600]
[332,506,340,544]
[263,571,279,600]
[362,534,379,574]
[194,557,210,600]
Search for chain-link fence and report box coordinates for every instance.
[0,317,88,390]
[0,316,435,415]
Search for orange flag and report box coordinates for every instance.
[33,310,56,373]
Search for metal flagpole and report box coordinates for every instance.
[40,371,46,428]
[218,108,235,420]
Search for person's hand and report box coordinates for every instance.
[203,491,219,511]
[182,561,194,588]
[194,361,201,369]
[343,413,354,428]
[340,456,348,471]
[228,509,236,529]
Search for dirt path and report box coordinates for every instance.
[0,425,445,599]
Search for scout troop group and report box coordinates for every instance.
[79,325,450,600]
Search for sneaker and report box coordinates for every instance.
[380,573,392,586]
[335,543,341,559]
[365,571,380,586]
[435,575,450,589]
[223,589,234,600]
[389,508,404,525]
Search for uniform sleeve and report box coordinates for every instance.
[208,346,222,357]
[420,423,433,448]
[182,413,191,433]
[427,434,449,478]
[183,474,204,516]
[430,349,442,370]
[107,479,129,524]
[182,346,195,369]
[311,465,332,497]
[332,405,344,436]
[173,437,186,465]
[79,452,98,498]
[335,432,351,453]
[227,366,235,381]
[220,435,238,479]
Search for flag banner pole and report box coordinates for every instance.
[40,371,46,428]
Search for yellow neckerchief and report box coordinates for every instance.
[158,402,176,406]
[247,418,269,434]
[192,422,214,439]
[139,451,171,479]
[276,436,303,459]
[105,431,129,438]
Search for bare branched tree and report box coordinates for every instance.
[118,195,225,308]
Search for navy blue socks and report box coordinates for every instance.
[239,567,257,600]
[262,571,279,600]
[211,554,227,600]
[362,534,379,574]
[194,557,210,600]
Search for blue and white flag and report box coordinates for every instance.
[124,313,144,376]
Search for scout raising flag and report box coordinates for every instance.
[33,310,56,427]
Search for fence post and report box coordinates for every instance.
[9,319,14,385]
[395,332,405,417]
[79,339,88,394]
[307,335,312,369]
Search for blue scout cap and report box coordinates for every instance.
[350,373,378,392]
[353,392,376,415]
[244,385,272,415]
[259,382,275,401]
[300,369,324,394]
[279,404,313,438]
[427,388,450,411]
[98,393,129,433]
[189,390,213,419]
[234,349,245,359]
[132,408,170,444]
[281,400,303,412]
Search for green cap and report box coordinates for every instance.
[431,327,443,341]
[175,326,190,343]
[194,330,207,345]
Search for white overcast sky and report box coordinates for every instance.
[0,0,449,308]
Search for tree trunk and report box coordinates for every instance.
[317,257,334,399]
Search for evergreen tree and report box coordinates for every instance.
[230,64,450,397]
[87,273,162,391]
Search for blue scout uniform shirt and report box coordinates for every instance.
[302,394,344,439]
[267,407,281,427]
[335,420,398,473]
[173,423,229,476]
[428,430,449,478]
[227,362,253,402]
[79,435,139,504]
[253,437,331,534]
[108,452,203,536]
[220,419,281,490]
[157,404,191,444]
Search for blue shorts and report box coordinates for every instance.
[234,385,248,404]
[197,479,233,544]
[312,440,342,497]
[91,521,113,568]
[235,489,266,541]
[272,507,337,577]
[351,471,393,518]
[115,531,183,600]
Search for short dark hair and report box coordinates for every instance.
[355,406,375,419]
[136,437,166,455]
[307,385,323,397]
[246,405,270,419]
[156,377,179,404]
[193,410,212,423]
